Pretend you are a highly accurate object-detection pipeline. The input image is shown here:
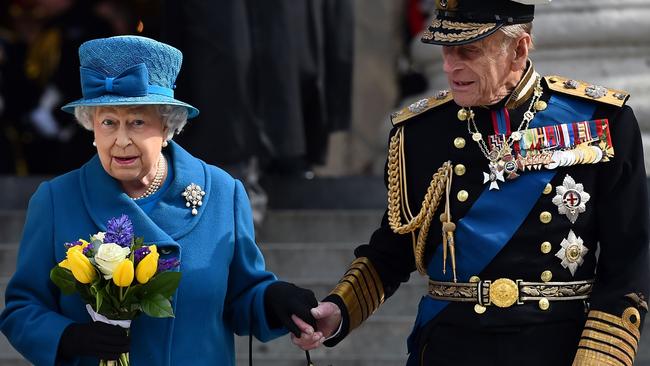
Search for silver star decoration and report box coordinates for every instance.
[483,163,505,190]
[435,90,449,100]
[552,174,590,224]
[408,98,429,113]
[555,230,588,276]
[585,84,608,99]
[563,79,579,89]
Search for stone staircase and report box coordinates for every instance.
[1,177,650,365]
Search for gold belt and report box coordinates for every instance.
[428,278,594,308]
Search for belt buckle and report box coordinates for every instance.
[488,278,519,308]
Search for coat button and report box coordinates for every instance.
[541,241,552,254]
[454,137,466,149]
[538,298,550,311]
[541,270,553,282]
[454,164,466,176]
[534,100,548,111]
[474,304,486,314]
[540,211,552,224]
[543,183,553,195]
[457,190,469,202]
[457,109,469,121]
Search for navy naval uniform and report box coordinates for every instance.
[322,63,650,365]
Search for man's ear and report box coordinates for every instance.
[512,33,531,71]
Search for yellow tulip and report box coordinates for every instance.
[58,259,71,270]
[136,245,159,284]
[66,248,97,284]
[112,259,134,287]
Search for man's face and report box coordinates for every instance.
[441,32,514,107]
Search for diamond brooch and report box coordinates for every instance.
[182,183,205,216]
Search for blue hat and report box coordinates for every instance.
[61,35,199,118]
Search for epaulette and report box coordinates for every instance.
[544,75,629,108]
[390,90,454,126]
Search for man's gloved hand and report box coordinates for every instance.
[264,281,318,336]
[58,322,130,360]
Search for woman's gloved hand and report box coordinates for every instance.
[264,281,318,336]
[58,322,130,360]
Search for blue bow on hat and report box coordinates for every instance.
[80,63,174,99]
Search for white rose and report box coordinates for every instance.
[93,232,106,242]
[94,243,131,279]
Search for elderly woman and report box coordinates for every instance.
[0,35,318,365]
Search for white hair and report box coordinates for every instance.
[498,22,534,50]
[74,104,188,141]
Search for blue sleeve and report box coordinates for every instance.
[0,182,75,366]
[224,180,287,342]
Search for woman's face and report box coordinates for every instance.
[93,105,166,185]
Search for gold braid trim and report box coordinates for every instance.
[387,127,453,275]
[441,20,496,31]
[573,308,641,366]
[330,257,385,331]
[433,29,492,43]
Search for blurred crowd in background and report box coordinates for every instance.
[0,0,440,219]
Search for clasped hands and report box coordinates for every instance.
[264,281,342,350]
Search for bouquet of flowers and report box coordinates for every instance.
[50,214,181,366]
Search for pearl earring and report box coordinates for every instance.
[92,141,97,147]
[162,140,168,148]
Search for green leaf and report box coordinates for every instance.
[50,267,76,295]
[141,272,181,299]
[141,294,174,318]
[95,290,103,313]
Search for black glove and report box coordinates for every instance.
[57,322,130,360]
[264,281,318,336]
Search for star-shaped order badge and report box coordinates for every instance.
[555,229,589,276]
[483,162,505,190]
[552,174,591,224]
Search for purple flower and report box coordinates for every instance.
[134,247,151,265]
[104,215,134,248]
[64,240,83,249]
[82,242,94,256]
[157,257,180,273]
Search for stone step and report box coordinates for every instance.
[0,176,388,211]
[0,209,385,245]
[0,246,18,277]
[257,210,383,244]
[234,315,413,362]
[0,212,25,244]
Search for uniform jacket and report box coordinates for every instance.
[0,141,285,366]
[325,64,649,365]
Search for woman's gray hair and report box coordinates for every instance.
[74,104,188,141]
[498,22,534,50]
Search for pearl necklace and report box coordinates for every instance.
[133,153,166,200]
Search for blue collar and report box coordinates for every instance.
[79,141,210,247]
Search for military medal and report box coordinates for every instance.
[462,75,544,190]
[483,162,505,190]
[552,175,590,224]
[555,229,588,276]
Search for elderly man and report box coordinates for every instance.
[292,0,649,365]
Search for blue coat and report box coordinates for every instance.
[0,142,286,365]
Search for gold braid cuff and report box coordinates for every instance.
[387,126,453,275]
[573,308,641,366]
[330,257,385,331]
